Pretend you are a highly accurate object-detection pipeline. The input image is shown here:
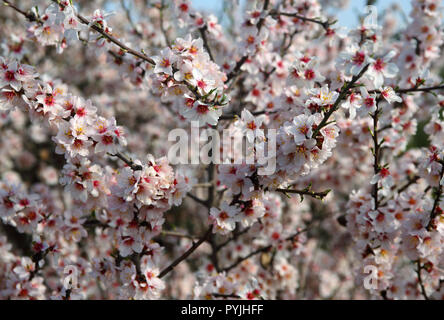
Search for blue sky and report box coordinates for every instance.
[191,0,412,28]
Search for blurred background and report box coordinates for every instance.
[192,0,412,28]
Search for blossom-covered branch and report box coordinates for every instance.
[1,0,444,301]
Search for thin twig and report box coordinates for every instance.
[186,193,208,207]
[158,0,171,47]
[311,64,370,138]
[159,226,213,278]
[370,84,444,94]
[120,0,143,38]
[225,0,270,83]
[398,84,444,93]
[270,11,334,30]
[161,230,199,240]
[221,228,309,272]
[199,26,215,62]
[110,152,143,171]
[211,293,241,299]
[3,0,38,21]
[216,227,251,251]
[370,100,382,210]
[416,260,429,300]
[275,187,331,200]
[50,0,155,65]
[426,162,444,230]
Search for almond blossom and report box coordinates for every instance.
[0,0,443,302]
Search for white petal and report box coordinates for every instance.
[370,174,380,184]
[383,63,399,78]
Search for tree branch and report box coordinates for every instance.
[159,226,212,278]
[2,0,38,22]
[186,193,209,207]
[426,161,444,231]
[109,152,143,171]
[416,260,429,300]
[275,187,331,200]
[221,228,308,272]
[50,0,155,65]
[199,25,215,62]
[370,100,382,210]
[270,11,334,30]
[311,64,370,138]
[370,84,444,95]
[225,0,270,83]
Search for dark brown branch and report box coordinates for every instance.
[426,162,444,231]
[370,85,444,95]
[120,0,143,38]
[275,187,331,200]
[225,0,270,83]
[225,53,248,83]
[219,109,274,120]
[2,0,38,22]
[110,152,143,171]
[187,12,214,62]
[397,84,444,93]
[159,226,213,278]
[211,293,241,299]
[50,0,155,65]
[6,0,154,63]
[380,175,421,207]
[221,228,308,272]
[29,246,53,280]
[398,175,420,194]
[199,26,215,62]
[270,11,334,30]
[161,230,199,240]
[311,64,370,138]
[158,0,171,47]
[8,0,215,104]
[186,193,208,207]
[216,227,251,251]
[83,219,108,229]
[371,100,382,210]
[416,260,429,300]
[377,124,392,133]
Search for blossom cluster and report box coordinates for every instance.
[151,36,228,126]
[0,0,443,301]
[0,54,191,299]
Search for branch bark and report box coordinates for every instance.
[158,226,212,278]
